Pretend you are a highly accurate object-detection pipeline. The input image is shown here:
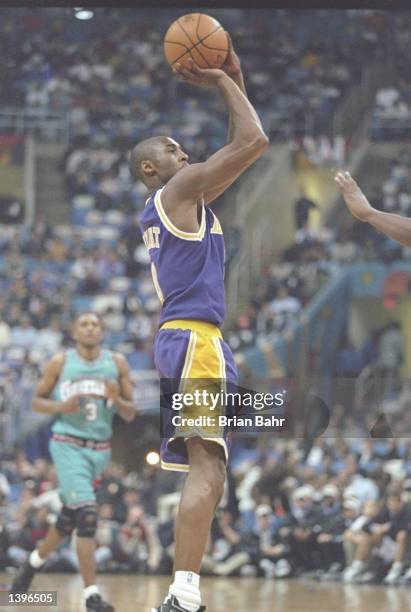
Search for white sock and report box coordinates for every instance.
[84,585,99,600]
[169,571,201,611]
[29,550,45,569]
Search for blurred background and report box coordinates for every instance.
[0,8,410,584]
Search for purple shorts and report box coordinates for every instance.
[154,320,238,472]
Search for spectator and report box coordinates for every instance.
[294,191,318,231]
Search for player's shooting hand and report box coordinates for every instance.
[173,59,226,88]
[105,380,120,402]
[221,32,242,77]
[60,395,82,413]
[334,171,373,222]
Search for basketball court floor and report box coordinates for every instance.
[1,574,410,612]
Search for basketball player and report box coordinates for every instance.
[129,36,268,612]
[11,312,136,612]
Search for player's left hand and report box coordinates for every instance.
[221,32,242,77]
[105,380,120,402]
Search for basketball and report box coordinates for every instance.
[164,13,229,70]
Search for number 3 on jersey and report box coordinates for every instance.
[84,401,98,421]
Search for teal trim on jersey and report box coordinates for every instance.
[51,348,118,441]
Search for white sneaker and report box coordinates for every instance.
[383,562,404,585]
[343,560,366,583]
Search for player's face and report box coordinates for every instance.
[156,138,189,182]
[73,313,103,347]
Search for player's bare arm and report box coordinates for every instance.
[335,170,411,248]
[161,59,268,221]
[33,353,82,414]
[108,354,137,422]
[203,32,255,205]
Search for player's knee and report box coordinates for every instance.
[55,506,76,537]
[76,505,98,538]
[188,439,226,499]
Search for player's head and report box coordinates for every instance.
[72,311,104,348]
[129,136,189,188]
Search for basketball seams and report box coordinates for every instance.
[176,18,211,68]
[164,41,194,64]
[196,15,228,52]
[198,29,229,52]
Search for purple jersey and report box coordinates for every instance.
[139,186,226,326]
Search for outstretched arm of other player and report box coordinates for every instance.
[33,353,82,414]
[108,354,137,422]
[335,171,411,248]
[163,60,268,210]
[204,32,256,205]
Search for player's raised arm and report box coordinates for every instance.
[108,354,137,422]
[335,171,411,248]
[203,32,256,205]
[33,353,81,414]
[162,59,268,210]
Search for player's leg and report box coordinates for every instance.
[75,447,113,612]
[10,506,75,593]
[76,504,98,587]
[151,438,224,612]
[173,438,225,573]
[10,439,76,593]
[151,324,236,611]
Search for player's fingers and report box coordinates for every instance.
[175,62,200,80]
[188,60,205,76]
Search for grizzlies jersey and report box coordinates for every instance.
[139,187,226,326]
[51,348,119,441]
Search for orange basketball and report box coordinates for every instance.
[164,13,229,70]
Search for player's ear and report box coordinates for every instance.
[141,160,156,177]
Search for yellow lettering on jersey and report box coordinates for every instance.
[143,226,161,250]
[210,212,223,235]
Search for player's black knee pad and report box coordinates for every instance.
[76,505,98,538]
[55,505,76,537]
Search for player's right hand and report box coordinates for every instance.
[60,395,82,413]
[173,58,226,88]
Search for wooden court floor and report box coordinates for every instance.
[1,573,410,612]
